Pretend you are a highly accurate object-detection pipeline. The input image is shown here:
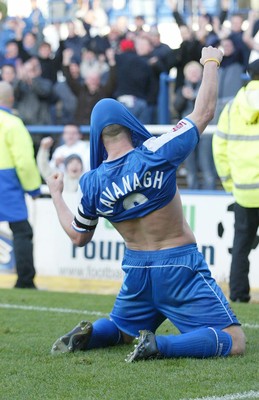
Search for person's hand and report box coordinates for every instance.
[47,172,64,196]
[40,136,54,149]
[200,46,223,67]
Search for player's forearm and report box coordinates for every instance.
[51,192,77,237]
[196,61,218,116]
[187,46,222,133]
[51,193,93,246]
[188,61,219,133]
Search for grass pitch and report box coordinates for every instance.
[0,288,259,400]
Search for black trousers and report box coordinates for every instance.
[230,203,259,302]
[9,220,36,288]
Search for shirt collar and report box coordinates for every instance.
[0,105,12,114]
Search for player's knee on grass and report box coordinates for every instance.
[224,325,246,355]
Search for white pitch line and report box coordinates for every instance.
[242,323,259,329]
[1,304,257,400]
[0,303,108,317]
[0,304,259,330]
[180,390,259,400]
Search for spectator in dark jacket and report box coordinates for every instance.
[53,59,82,124]
[63,20,91,63]
[114,39,153,124]
[170,24,202,91]
[37,40,64,84]
[168,0,203,91]
[148,25,175,73]
[219,12,251,70]
[15,57,53,125]
[135,34,165,123]
[62,47,117,125]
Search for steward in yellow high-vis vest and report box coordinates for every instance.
[212,59,259,303]
[0,108,42,221]
[213,79,259,207]
[0,81,41,288]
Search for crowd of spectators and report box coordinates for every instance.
[0,0,258,189]
[1,0,258,126]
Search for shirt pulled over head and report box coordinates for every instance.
[90,98,152,169]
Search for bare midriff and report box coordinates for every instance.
[112,189,196,251]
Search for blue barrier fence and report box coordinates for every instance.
[27,125,90,136]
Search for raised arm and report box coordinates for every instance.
[243,10,259,51]
[187,46,223,134]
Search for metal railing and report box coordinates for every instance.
[27,124,217,137]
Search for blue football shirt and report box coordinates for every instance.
[75,117,199,227]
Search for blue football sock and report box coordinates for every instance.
[156,327,232,358]
[86,318,122,349]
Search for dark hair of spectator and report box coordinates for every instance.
[1,63,16,69]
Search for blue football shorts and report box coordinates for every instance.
[110,244,240,337]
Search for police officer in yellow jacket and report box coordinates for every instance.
[0,82,41,288]
[213,59,259,303]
